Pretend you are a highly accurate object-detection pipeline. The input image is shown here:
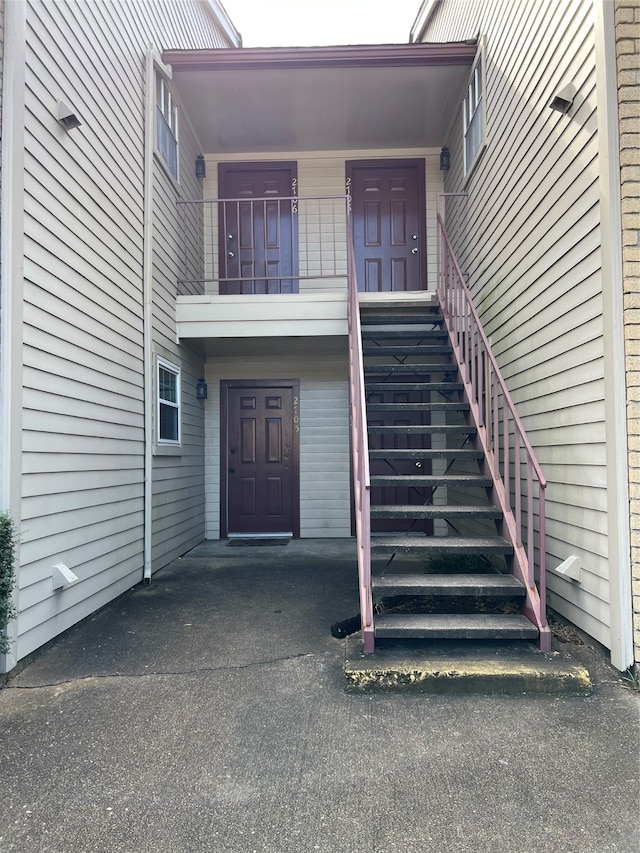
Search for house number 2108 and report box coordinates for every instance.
[293,396,300,433]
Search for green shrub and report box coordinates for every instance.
[0,512,17,654]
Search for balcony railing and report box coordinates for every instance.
[176,195,349,295]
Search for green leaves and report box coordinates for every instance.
[0,512,17,654]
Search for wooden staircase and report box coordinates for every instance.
[360,301,539,645]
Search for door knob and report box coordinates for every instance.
[412,235,418,240]
[227,234,234,240]
[411,248,418,254]
[230,448,236,454]
[228,251,235,258]
[229,467,235,474]
[415,461,422,468]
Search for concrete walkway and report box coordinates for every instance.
[1,540,638,852]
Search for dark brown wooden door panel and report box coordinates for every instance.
[219,163,298,295]
[222,382,299,536]
[368,388,433,533]
[347,159,426,293]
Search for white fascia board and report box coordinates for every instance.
[594,0,633,671]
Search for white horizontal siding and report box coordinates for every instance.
[203,352,351,539]
[15,0,235,664]
[422,0,610,645]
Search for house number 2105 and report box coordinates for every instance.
[293,396,300,433]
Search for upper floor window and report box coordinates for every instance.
[157,357,181,445]
[463,46,486,177]
[156,74,178,180]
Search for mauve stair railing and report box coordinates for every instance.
[346,227,374,654]
[436,205,550,651]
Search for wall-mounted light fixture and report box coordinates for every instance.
[439,147,450,171]
[196,377,208,400]
[57,100,82,130]
[549,83,576,114]
[195,155,206,178]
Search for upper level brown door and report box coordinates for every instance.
[219,162,298,294]
[347,159,426,292]
[222,381,299,537]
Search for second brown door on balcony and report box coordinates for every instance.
[347,159,426,292]
[218,162,298,294]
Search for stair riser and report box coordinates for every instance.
[375,626,538,640]
[368,450,482,460]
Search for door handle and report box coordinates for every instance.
[227,234,234,240]
[229,467,235,474]
[228,251,235,258]
[411,247,418,254]
[412,235,418,240]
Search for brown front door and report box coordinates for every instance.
[218,162,298,294]
[368,387,432,533]
[347,159,426,292]
[222,381,299,537]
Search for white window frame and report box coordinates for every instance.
[157,356,181,446]
[463,41,487,179]
[156,73,179,181]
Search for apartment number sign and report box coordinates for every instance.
[293,395,300,433]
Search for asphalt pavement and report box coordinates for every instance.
[1,539,638,853]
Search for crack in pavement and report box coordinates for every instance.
[3,651,319,690]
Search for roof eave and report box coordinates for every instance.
[162,41,478,73]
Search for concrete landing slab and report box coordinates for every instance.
[344,637,592,695]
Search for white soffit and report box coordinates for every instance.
[171,62,471,152]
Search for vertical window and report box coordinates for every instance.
[158,358,181,444]
[156,74,178,180]
[463,47,486,176]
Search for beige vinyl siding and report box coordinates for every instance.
[203,352,350,539]
[422,0,612,645]
[16,0,234,662]
[202,148,443,295]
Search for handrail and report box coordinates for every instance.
[346,225,374,653]
[436,210,550,651]
[176,194,349,291]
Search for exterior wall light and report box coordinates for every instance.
[549,83,576,114]
[196,377,208,400]
[195,154,206,178]
[440,147,450,171]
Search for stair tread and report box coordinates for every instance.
[374,613,538,639]
[368,424,477,434]
[370,504,502,518]
[363,345,453,355]
[367,402,469,411]
[371,535,512,554]
[372,573,525,595]
[364,364,455,373]
[362,330,449,340]
[365,381,463,391]
[370,474,492,486]
[360,314,443,324]
[368,448,482,459]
